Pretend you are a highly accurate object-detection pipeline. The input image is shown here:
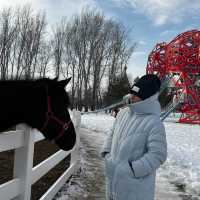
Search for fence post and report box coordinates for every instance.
[13,124,34,200]
[70,110,81,169]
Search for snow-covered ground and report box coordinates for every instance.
[81,112,200,197]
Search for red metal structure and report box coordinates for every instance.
[147,30,200,124]
[146,42,167,80]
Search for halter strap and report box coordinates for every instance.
[40,93,71,141]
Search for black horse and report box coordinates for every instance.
[0,77,76,151]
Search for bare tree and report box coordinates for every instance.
[0,8,17,80]
[0,5,135,110]
[54,9,136,110]
[51,19,66,78]
[0,5,47,80]
[37,41,51,78]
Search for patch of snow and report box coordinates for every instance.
[81,112,115,133]
[81,112,200,197]
[159,122,200,196]
[55,139,90,199]
[58,111,200,198]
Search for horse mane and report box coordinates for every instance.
[0,78,71,107]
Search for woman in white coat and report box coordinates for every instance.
[101,74,167,200]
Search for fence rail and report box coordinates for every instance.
[0,110,81,200]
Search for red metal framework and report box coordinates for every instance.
[146,42,167,80]
[147,30,200,124]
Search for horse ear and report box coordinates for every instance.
[58,77,71,88]
[53,77,59,81]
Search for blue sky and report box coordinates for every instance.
[1,0,200,78]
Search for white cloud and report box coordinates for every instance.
[0,0,24,7]
[0,0,98,25]
[160,30,178,37]
[45,0,98,24]
[35,0,98,25]
[111,0,200,26]
[0,0,34,10]
[132,51,146,57]
[138,40,146,45]
[127,59,146,77]
[127,50,148,77]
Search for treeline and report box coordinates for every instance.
[0,6,47,80]
[0,6,135,110]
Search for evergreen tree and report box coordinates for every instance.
[103,66,131,106]
[158,87,173,109]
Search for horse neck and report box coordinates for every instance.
[0,82,46,131]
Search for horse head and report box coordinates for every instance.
[34,77,76,151]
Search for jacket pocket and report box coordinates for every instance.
[129,149,144,161]
[114,161,135,180]
[113,162,141,199]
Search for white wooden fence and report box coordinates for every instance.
[0,110,81,200]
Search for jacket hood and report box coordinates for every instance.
[127,93,161,116]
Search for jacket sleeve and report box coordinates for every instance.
[100,118,117,158]
[130,122,167,178]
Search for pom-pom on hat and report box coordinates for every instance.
[130,74,161,100]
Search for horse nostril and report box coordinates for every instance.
[63,123,68,130]
[47,112,53,117]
